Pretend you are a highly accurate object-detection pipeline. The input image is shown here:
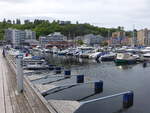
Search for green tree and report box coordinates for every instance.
[76,40,84,45]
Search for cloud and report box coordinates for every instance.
[0,0,30,3]
[0,0,150,30]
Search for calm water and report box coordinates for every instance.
[45,54,150,113]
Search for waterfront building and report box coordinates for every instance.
[112,31,126,38]
[110,31,126,46]
[47,32,67,42]
[46,41,74,49]
[39,32,70,48]
[83,34,105,46]
[137,29,150,46]
[121,37,132,46]
[24,39,39,47]
[4,28,36,48]
[39,36,48,48]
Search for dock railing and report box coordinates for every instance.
[5,50,58,113]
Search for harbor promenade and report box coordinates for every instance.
[0,49,34,113]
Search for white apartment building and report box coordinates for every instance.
[5,28,36,47]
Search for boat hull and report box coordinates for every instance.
[101,56,115,61]
[114,59,136,65]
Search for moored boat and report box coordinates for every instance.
[100,52,116,61]
[114,53,137,65]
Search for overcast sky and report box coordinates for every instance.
[0,0,149,30]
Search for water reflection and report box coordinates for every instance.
[46,54,97,68]
[112,108,128,113]
[44,54,149,113]
[116,65,134,70]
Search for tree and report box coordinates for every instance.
[13,20,15,24]
[76,40,84,45]
[3,18,6,24]
[0,18,121,41]
[16,19,21,24]
[7,20,11,24]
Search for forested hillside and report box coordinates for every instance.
[0,19,126,40]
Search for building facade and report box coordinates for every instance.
[39,32,68,48]
[83,34,105,46]
[4,28,36,48]
[137,29,150,46]
[110,31,126,46]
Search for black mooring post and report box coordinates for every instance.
[123,91,134,108]
[77,75,84,83]
[64,70,71,78]
[94,80,103,94]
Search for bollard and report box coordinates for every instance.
[55,67,61,74]
[2,48,5,57]
[77,75,84,83]
[16,55,23,93]
[49,64,55,70]
[64,70,71,78]
[123,91,134,108]
[143,62,147,68]
[94,81,103,94]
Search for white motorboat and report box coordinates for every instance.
[143,53,150,58]
[99,52,116,61]
[114,53,137,64]
[140,47,150,53]
[89,52,101,59]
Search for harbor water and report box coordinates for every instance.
[45,54,150,113]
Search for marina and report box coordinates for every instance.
[2,45,150,113]
[1,1,150,112]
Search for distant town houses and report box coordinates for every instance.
[82,34,105,46]
[39,32,73,49]
[24,39,39,47]
[39,33,106,48]
[4,28,36,48]
[107,31,132,46]
[6,27,150,49]
[110,31,126,46]
[137,28,150,46]
[108,29,150,47]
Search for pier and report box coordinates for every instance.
[0,49,34,113]
[0,49,55,113]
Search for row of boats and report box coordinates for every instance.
[6,46,150,70]
[40,46,150,64]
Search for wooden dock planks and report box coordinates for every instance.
[0,49,34,113]
[0,61,6,113]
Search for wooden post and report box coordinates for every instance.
[16,55,23,93]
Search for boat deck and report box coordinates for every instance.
[0,49,34,113]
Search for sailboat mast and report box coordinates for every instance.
[132,25,135,47]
